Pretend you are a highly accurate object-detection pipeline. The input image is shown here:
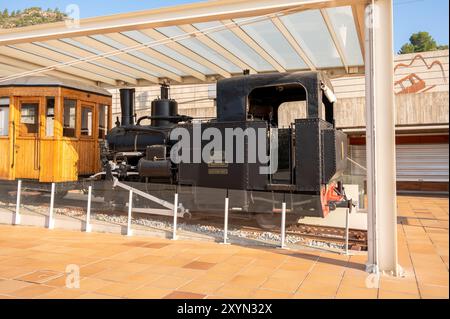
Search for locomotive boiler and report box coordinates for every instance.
[98,72,351,228]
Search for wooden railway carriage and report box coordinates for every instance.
[0,76,112,183]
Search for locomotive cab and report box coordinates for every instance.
[178,72,349,218]
[100,71,351,227]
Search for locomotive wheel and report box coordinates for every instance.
[255,213,300,230]
[55,190,68,200]
[255,213,279,230]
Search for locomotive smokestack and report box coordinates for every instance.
[119,88,135,126]
[151,84,178,127]
[160,84,169,99]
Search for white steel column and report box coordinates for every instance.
[127,190,133,236]
[365,0,398,275]
[48,183,56,229]
[85,185,92,233]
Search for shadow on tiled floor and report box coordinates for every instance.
[0,195,448,299]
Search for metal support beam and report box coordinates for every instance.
[113,178,174,210]
[365,0,398,275]
[12,43,138,84]
[271,17,316,70]
[73,36,182,83]
[221,19,286,72]
[106,32,206,81]
[48,183,55,229]
[140,29,231,78]
[320,9,349,73]
[14,180,21,225]
[0,0,362,46]
[179,24,257,74]
[0,55,98,85]
[352,4,366,59]
[45,39,159,84]
[0,47,117,85]
[0,64,34,77]
[85,185,92,233]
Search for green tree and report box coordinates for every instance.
[0,7,67,28]
[399,31,448,54]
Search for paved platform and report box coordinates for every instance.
[0,195,448,299]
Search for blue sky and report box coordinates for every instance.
[1,0,448,53]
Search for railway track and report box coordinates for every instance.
[286,224,367,250]
[0,192,367,251]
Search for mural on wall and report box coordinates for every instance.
[394,53,447,95]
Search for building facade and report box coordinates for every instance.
[109,50,449,193]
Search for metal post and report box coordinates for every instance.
[85,185,92,232]
[48,183,55,229]
[126,190,133,236]
[280,200,287,249]
[172,192,178,240]
[365,0,398,275]
[223,189,229,244]
[344,208,349,255]
[14,180,21,225]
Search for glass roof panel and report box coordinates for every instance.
[233,18,307,70]
[123,30,215,75]
[194,21,274,72]
[61,38,161,77]
[34,42,136,77]
[92,34,186,76]
[281,10,343,68]
[156,26,242,73]
[325,6,364,66]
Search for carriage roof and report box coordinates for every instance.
[0,75,112,97]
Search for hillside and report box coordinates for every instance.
[0,7,67,28]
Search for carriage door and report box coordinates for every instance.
[15,98,42,179]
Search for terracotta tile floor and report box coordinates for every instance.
[0,195,448,299]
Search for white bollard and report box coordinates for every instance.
[345,208,350,255]
[14,180,21,225]
[223,192,229,244]
[48,183,55,229]
[126,190,133,236]
[280,201,287,249]
[85,185,92,233]
[172,192,178,240]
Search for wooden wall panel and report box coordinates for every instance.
[0,86,111,182]
[39,139,58,182]
[77,140,97,176]
[59,140,78,182]
[15,138,40,179]
[0,138,11,179]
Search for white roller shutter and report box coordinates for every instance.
[396,144,449,182]
[348,143,449,182]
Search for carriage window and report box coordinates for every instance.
[81,106,93,137]
[63,98,76,138]
[20,103,39,134]
[98,104,108,139]
[0,97,9,136]
[46,97,55,137]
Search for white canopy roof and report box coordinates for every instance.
[0,0,368,87]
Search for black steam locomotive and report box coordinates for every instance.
[98,72,351,228]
